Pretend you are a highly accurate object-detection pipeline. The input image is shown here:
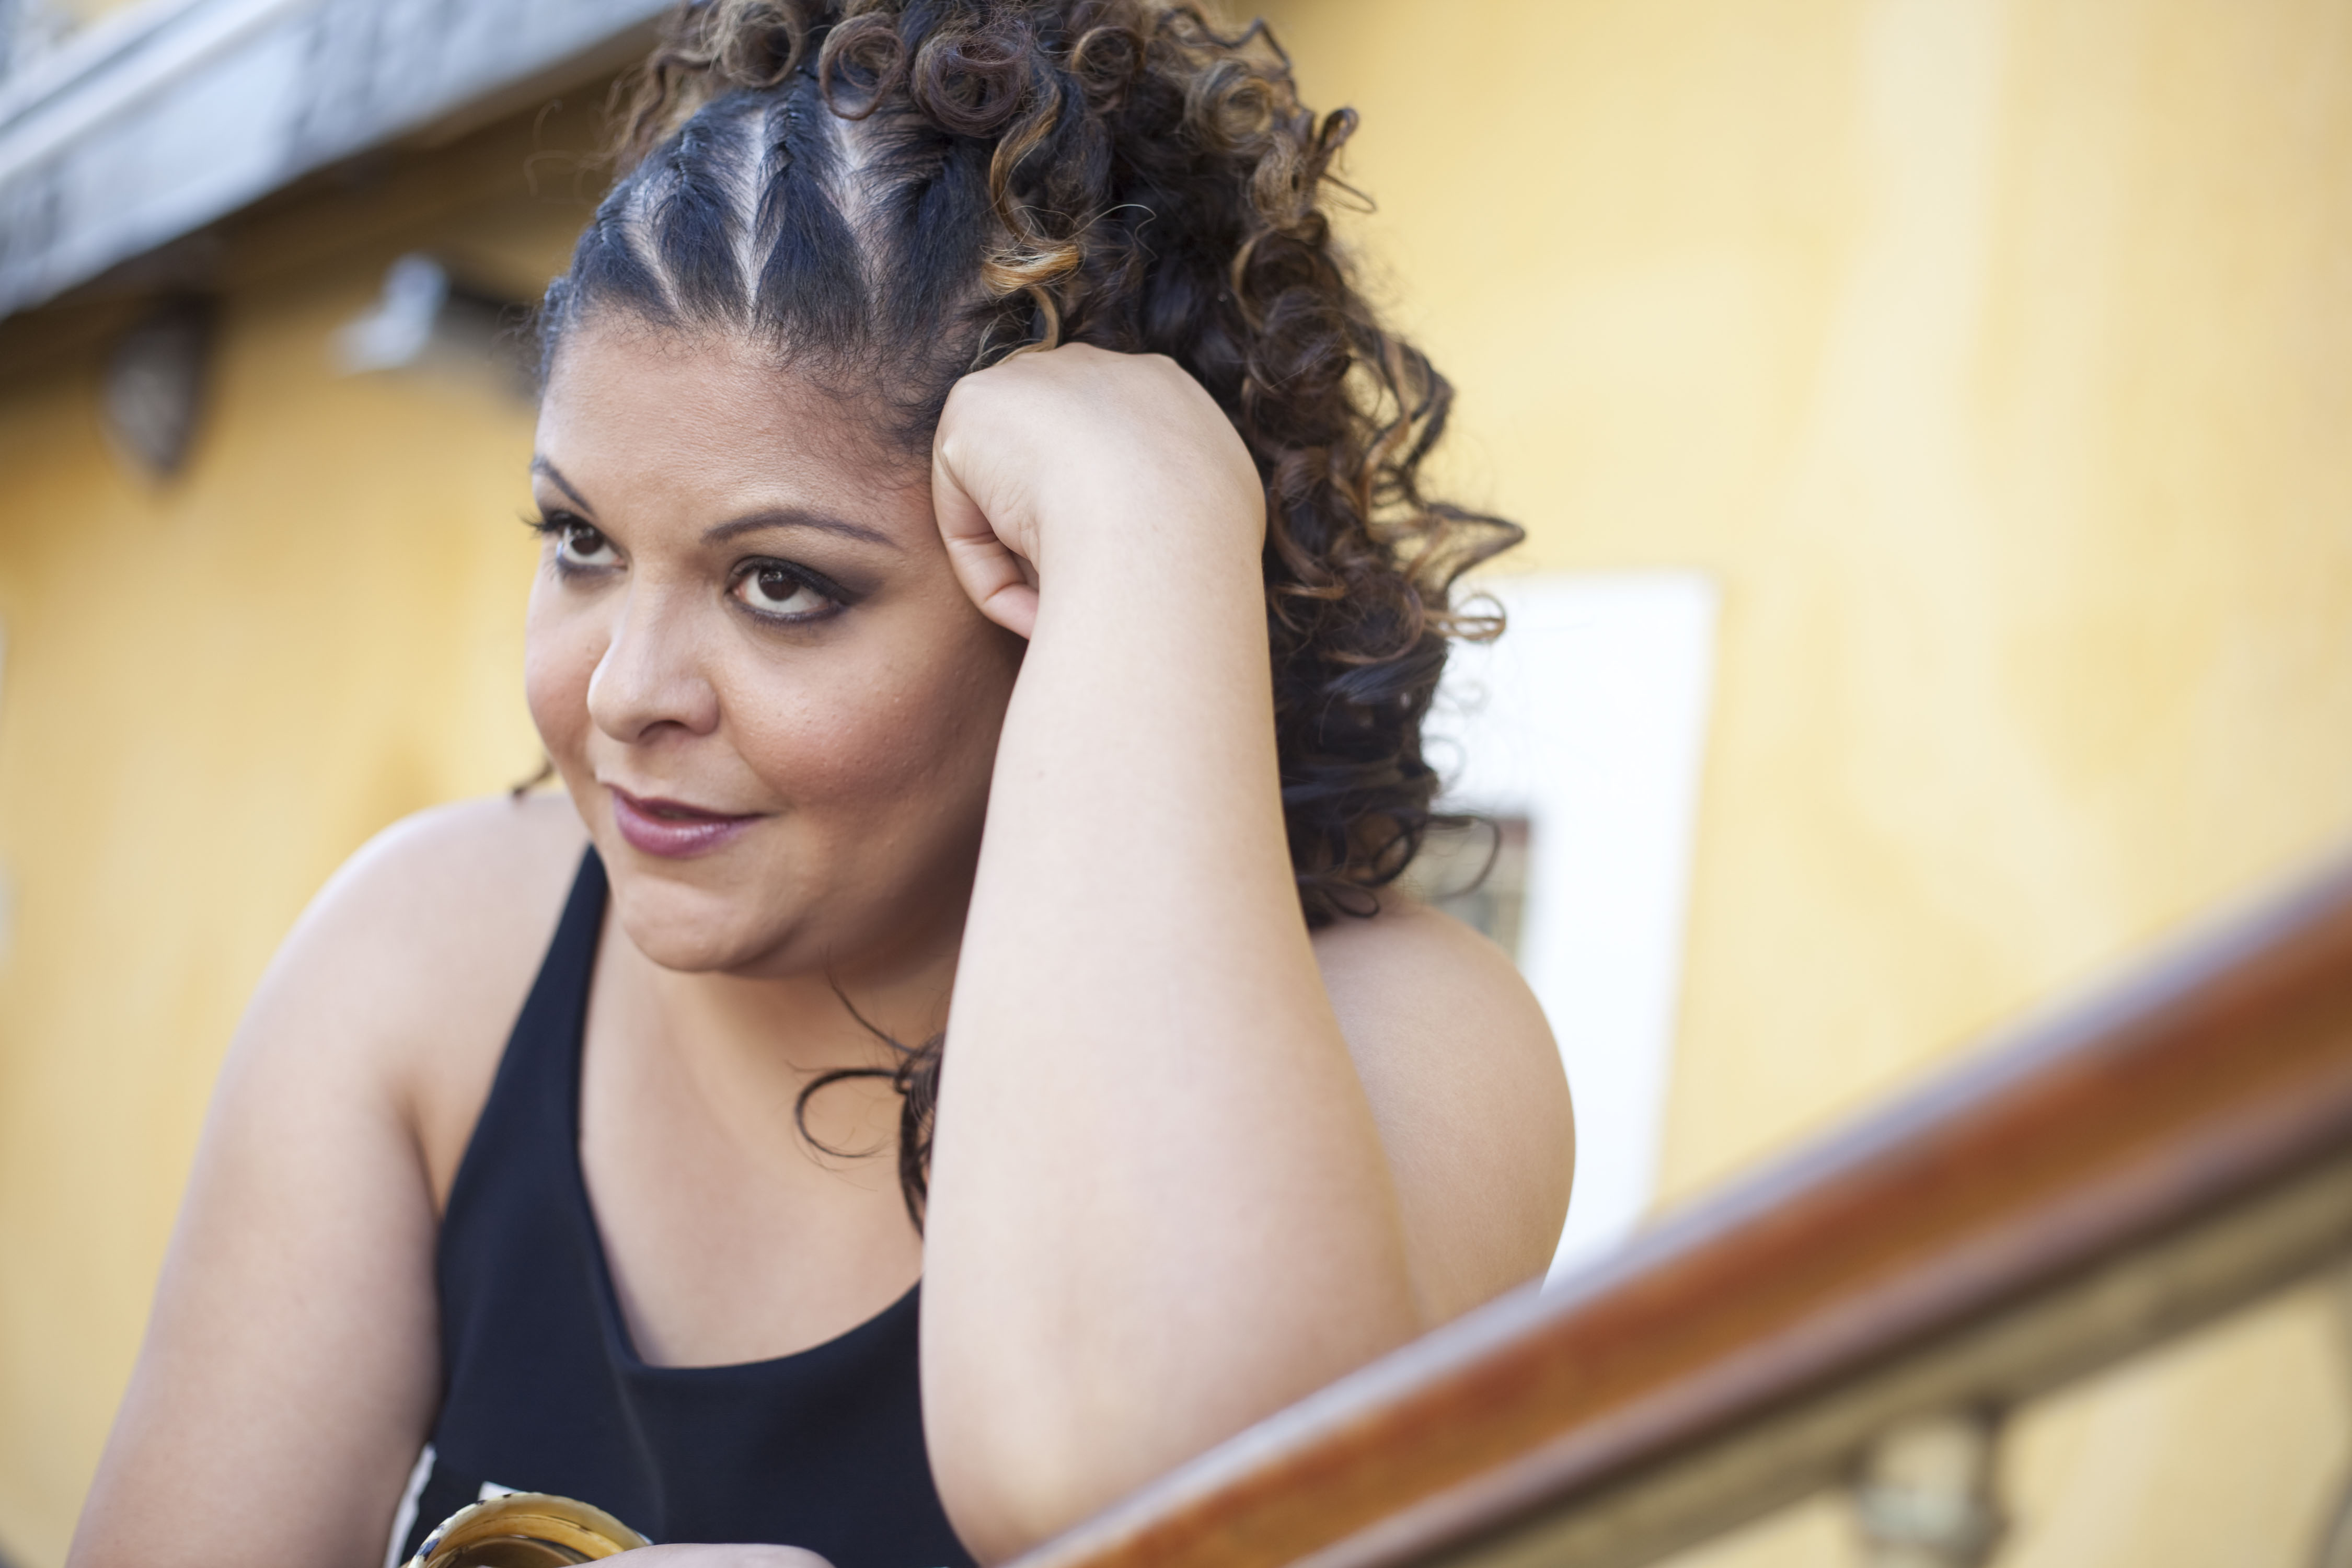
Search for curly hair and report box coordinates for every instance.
[540,0,1521,1222]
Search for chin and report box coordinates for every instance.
[621,919,769,975]
[606,865,804,975]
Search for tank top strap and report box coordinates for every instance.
[440,845,606,1236]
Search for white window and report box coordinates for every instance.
[1421,573,1719,1279]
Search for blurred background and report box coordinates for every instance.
[2,1,2350,1565]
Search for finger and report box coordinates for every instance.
[931,452,1040,640]
[941,532,1039,639]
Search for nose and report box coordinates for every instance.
[585,581,723,743]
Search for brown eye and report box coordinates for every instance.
[733,563,832,620]
[555,523,617,569]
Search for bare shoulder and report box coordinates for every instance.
[241,791,589,1204]
[1311,896,1574,1322]
[298,791,587,966]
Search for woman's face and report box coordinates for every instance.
[526,319,1024,982]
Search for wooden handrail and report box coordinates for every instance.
[1011,851,2352,1568]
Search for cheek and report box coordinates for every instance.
[523,578,605,765]
[724,625,1020,822]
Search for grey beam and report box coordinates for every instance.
[0,0,666,320]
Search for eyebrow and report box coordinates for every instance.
[704,510,901,551]
[530,457,900,552]
[531,457,593,513]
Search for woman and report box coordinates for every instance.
[68,4,1573,1566]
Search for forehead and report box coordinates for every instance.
[535,319,910,506]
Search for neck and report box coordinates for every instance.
[595,913,955,1166]
[655,953,950,1071]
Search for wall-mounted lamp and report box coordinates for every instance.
[333,253,533,394]
[102,295,217,479]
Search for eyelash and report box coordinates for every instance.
[525,510,604,570]
[524,510,850,626]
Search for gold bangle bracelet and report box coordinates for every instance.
[403,1491,651,1567]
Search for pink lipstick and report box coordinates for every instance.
[608,785,762,859]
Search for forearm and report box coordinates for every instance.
[923,514,1419,1554]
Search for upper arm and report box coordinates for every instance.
[1314,901,1574,1324]
[69,796,584,1568]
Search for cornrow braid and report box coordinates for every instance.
[543,0,1523,1226]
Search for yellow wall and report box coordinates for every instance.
[1253,0,2352,1562]
[0,103,607,1567]
[6,3,2352,1565]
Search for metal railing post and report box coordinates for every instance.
[1852,1411,2005,1568]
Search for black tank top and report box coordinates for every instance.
[394,849,975,1568]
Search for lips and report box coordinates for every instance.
[607,784,763,859]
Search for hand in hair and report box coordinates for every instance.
[931,343,1266,640]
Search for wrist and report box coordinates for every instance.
[1031,483,1265,589]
